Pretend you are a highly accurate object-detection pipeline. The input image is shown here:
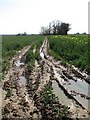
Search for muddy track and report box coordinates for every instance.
[2,46,42,119]
[25,59,72,120]
[2,44,56,119]
[39,37,90,118]
[2,37,90,119]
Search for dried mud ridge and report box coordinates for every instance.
[2,37,90,119]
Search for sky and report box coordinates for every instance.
[0,0,89,34]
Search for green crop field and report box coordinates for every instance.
[48,34,89,72]
[2,34,89,75]
[2,35,44,73]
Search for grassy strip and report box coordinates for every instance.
[25,48,41,73]
[40,83,71,119]
[25,36,44,72]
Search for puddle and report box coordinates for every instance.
[15,60,24,67]
[63,79,89,109]
[74,94,88,109]
[40,52,44,59]
[52,80,71,106]
[19,76,26,86]
[65,79,88,95]
[52,63,90,109]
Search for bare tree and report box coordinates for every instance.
[40,20,71,35]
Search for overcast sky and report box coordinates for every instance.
[0,0,89,34]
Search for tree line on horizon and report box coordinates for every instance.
[40,20,71,35]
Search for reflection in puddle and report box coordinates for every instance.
[52,80,71,106]
[64,79,88,109]
[19,76,26,86]
[40,52,44,59]
[65,80,88,95]
[15,60,24,67]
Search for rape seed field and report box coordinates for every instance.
[48,34,89,73]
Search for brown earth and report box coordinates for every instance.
[1,37,90,120]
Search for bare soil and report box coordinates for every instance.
[1,37,90,120]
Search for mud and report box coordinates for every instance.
[39,37,90,118]
[1,37,90,119]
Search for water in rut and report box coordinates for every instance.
[65,79,89,109]
[18,76,26,86]
[52,78,89,110]
[52,80,72,106]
